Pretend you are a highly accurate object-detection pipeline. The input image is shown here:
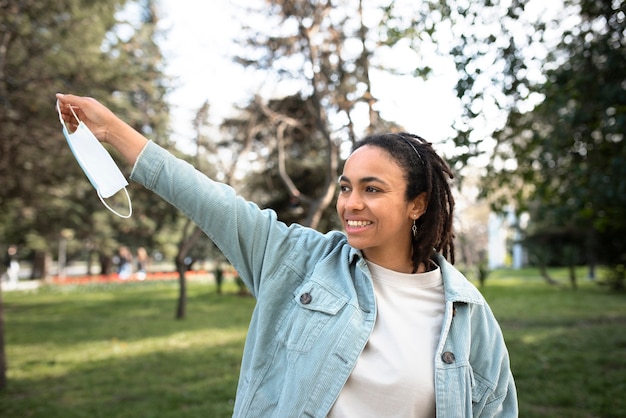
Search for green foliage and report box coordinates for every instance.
[379,0,535,167]
[484,0,626,269]
[387,0,625,273]
[0,0,179,276]
[1,0,126,249]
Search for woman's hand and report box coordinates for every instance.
[56,93,149,166]
[56,94,117,142]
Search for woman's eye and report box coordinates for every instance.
[339,185,351,193]
[365,186,379,193]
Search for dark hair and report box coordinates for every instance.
[352,132,455,271]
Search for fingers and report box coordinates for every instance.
[56,93,85,106]
[56,94,103,130]
[55,93,116,142]
[57,94,100,112]
[56,93,82,126]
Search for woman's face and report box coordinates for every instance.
[336,145,426,271]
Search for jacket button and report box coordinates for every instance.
[442,351,455,364]
[300,292,312,304]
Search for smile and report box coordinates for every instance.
[346,220,372,228]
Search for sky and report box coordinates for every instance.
[155,0,462,152]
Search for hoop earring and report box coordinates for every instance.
[412,219,418,237]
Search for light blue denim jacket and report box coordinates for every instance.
[131,141,518,417]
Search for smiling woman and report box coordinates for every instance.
[337,144,426,273]
[340,133,456,275]
[54,93,518,417]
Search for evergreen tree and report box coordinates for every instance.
[0,0,175,386]
[0,0,175,277]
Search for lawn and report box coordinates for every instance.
[1,269,625,417]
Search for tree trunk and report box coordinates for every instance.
[99,254,113,276]
[538,263,562,286]
[0,284,7,390]
[30,251,50,280]
[86,250,94,275]
[174,224,205,320]
[175,257,187,320]
[568,262,578,290]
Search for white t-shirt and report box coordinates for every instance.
[328,261,445,418]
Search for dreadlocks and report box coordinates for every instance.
[352,132,456,273]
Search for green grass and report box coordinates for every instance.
[481,268,626,418]
[1,270,625,417]
[1,280,255,418]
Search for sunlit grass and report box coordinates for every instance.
[1,280,254,418]
[479,269,626,418]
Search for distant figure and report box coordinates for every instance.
[117,246,133,280]
[3,245,20,286]
[136,247,149,280]
[214,263,224,294]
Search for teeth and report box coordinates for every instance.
[347,220,372,228]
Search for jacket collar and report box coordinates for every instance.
[349,248,483,306]
[434,253,484,305]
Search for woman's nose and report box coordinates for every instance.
[344,191,364,210]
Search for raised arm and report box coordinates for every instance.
[56,93,148,166]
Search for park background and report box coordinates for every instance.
[1,0,625,416]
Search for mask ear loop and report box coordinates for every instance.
[56,100,68,128]
[57,100,133,219]
[97,188,133,219]
[56,100,80,129]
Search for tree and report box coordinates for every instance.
[228,0,405,229]
[483,0,626,285]
[173,102,214,320]
[223,94,345,231]
[1,0,120,276]
[0,0,174,388]
[0,0,122,391]
[376,0,625,283]
[97,0,181,275]
[374,0,542,168]
[0,0,175,279]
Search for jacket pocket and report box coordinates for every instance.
[471,369,496,412]
[274,280,348,353]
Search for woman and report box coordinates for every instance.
[56,93,517,417]
[117,245,133,279]
[135,246,149,280]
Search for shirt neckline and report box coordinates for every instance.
[366,260,442,289]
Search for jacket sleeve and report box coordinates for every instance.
[129,141,300,295]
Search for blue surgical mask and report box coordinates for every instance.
[56,100,132,218]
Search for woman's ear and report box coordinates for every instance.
[410,192,428,219]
